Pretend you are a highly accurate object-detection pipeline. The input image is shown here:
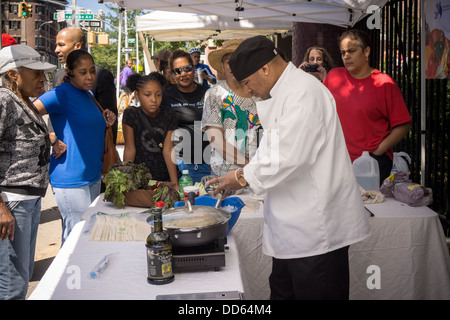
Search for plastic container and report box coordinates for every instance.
[178,170,193,200]
[353,151,380,191]
[174,195,245,235]
[183,185,199,199]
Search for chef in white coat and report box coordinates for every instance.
[208,36,370,300]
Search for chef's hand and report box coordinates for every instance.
[206,170,243,199]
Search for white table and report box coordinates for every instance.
[29,192,450,300]
[350,198,450,299]
[28,197,245,300]
[232,196,450,300]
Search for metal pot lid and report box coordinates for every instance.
[162,205,231,230]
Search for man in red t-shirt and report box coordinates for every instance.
[324,67,411,162]
[324,29,411,184]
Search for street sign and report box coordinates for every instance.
[89,21,102,28]
[56,11,65,22]
[121,47,134,53]
[128,39,136,43]
[53,13,94,20]
[79,20,102,28]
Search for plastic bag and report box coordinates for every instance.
[379,172,433,207]
[379,171,408,197]
[391,152,411,178]
[88,212,151,242]
[392,181,433,207]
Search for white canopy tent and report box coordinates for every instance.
[110,0,389,97]
[105,0,388,28]
[135,10,293,42]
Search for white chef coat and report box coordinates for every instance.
[244,62,370,259]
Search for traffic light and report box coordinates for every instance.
[18,2,26,18]
[26,3,33,18]
[18,2,32,19]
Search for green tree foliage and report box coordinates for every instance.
[90,5,202,76]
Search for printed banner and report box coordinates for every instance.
[425,0,450,79]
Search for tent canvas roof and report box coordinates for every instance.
[136,10,293,41]
[105,0,388,28]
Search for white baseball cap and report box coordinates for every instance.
[0,44,56,74]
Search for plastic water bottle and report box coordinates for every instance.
[353,151,380,190]
[197,68,203,84]
[178,170,193,200]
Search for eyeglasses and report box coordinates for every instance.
[172,64,193,75]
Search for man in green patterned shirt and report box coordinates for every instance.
[201,40,262,177]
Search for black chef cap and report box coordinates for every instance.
[229,35,278,81]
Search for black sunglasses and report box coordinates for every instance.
[172,64,193,75]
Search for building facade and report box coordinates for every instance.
[1,0,68,65]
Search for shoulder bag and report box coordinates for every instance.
[89,92,120,175]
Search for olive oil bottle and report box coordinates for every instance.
[146,201,174,284]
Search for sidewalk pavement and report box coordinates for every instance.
[26,184,62,299]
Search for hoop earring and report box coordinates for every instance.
[11,80,20,94]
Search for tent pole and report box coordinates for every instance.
[116,8,123,104]
[138,31,157,72]
[124,9,129,61]
[420,0,426,186]
[136,28,139,74]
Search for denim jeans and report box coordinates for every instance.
[52,179,101,244]
[0,197,41,300]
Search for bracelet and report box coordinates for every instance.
[235,168,248,187]
[234,168,240,184]
[51,137,58,146]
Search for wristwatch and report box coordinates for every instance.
[50,136,59,146]
[235,168,248,187]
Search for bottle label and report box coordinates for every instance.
[147,247,173,279]
[179,181,193,200]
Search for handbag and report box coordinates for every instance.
[89,92,120,175]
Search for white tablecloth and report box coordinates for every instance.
[29,191,450,300]
[29,200,245,300]
[349,199,450,299]
[232,196,450,300]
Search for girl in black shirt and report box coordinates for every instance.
[122,74,179,187]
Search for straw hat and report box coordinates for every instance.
[151,49,171,61]
[208,39,243,75]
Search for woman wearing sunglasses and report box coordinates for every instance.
[162,50,211,183]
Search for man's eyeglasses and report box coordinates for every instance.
[172,64,193,75]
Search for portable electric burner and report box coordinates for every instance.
[172,237,228,272]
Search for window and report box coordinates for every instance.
[35,37,46,48]
[35,5,45,15]
[9,20,21,30]
[35,21,47,31]
[9,4,18,14]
